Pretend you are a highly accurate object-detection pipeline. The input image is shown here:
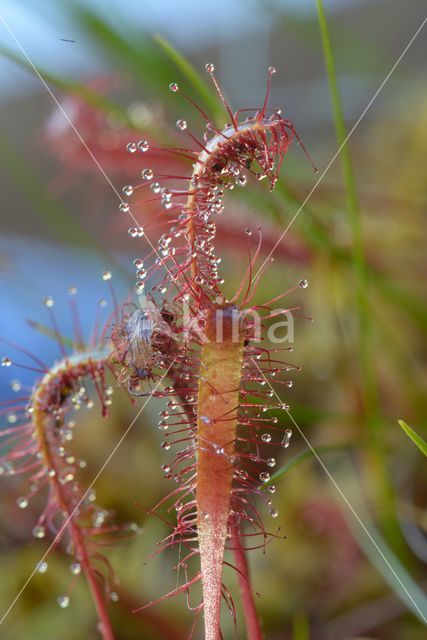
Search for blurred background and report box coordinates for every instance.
[0,0,426,638]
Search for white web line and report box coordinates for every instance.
[251,357,427,625]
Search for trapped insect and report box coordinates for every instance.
[112,295,177,393]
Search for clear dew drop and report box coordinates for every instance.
[123,185,134,196]
[169,82,179,92]
[119,202,130,213]
[261,433,272,443]
[7,413,17,424]
[110,591,119,602]
[299,279,309,289]
[37,560,48,573]
[32,524,46,539]
[150,182,161,194]
[128,227,138,238]
[43,296,54,307]
[1,357,12,367]
[102,271,112,281]
[267,485,276,494]
[205,63,215,74]
[281,429,292,448]
[137,140,149,152]
[135,281,145,293]
[57,595,70,609]
[161,441,171,450]
[127,142,137,153]
[70,561,81,575]
[10,379,21,391]
[268,65,277,74]
[142,168,154,181]
[16,496,28,509]
[267,458,276,468]
[270,507,279,518]
[259,471,271,483]
[176,119,187,131]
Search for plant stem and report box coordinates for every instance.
[70,521,115,640]
[232,524,263,640]
[33,359,115,640]
[196,303,244,640]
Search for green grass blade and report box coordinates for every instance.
[340,473,427,625]
[315,0,371,387]
[398,420,427,457]
[315,0,404,551]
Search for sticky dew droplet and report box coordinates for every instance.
[57,595,70,609]
[281,429,292,448]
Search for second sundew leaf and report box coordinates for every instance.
[0,289,139,640]
[196,305,245,640]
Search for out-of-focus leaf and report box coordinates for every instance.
[0,127,91,247]
[0,128,127,275]
[0,45,135,128]
[398,420,427,457]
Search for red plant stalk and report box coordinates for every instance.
[231,524,263,640]
[196,304,244,640]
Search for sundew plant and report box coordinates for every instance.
[2,62,312,640]
[1,2,427,640]
[112,63,316,640]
